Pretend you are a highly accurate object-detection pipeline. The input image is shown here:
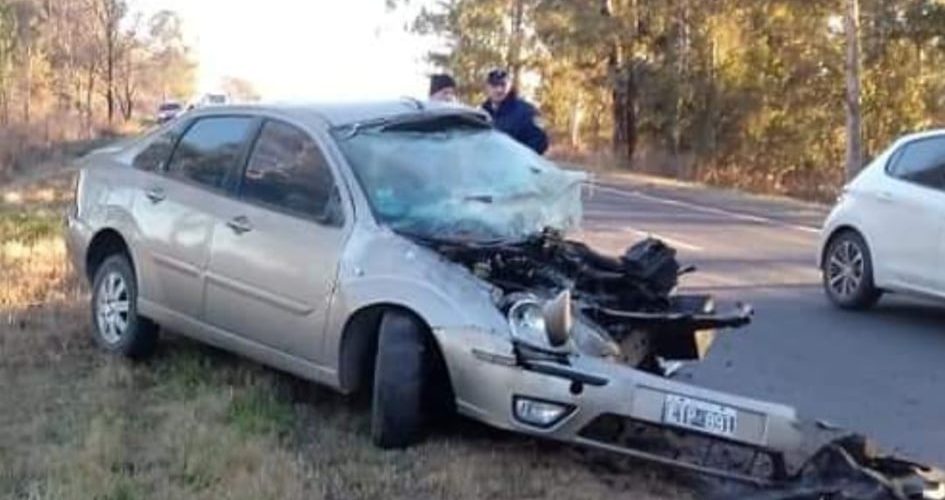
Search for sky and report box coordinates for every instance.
[129,0,438,101]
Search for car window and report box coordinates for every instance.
[888,137,945,189]
[240,120,337,222]
[165,116,255,190]
[132,123,186,172]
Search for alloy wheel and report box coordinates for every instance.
[95,271,130,344]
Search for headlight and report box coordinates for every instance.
[513,396,573,428]
[508,298,549,348]
[507,292,572,350]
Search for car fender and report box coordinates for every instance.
[322,229,511,390]
[819,195,887,287]
[81,165,148,278]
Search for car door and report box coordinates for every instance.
[132,115,258,320]
[867,135,945,292]
[204,119,349,362]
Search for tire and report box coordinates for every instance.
[90,254,158,358]
[822,230,882,310]
[371,311,428,449]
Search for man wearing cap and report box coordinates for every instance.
[429,74,458,103]
[481,69,549,155]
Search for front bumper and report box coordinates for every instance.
[436,327,802,483]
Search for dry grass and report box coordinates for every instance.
[0,169,701,500]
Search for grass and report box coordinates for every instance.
[0,168,699,499]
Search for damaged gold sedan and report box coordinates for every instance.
[66,101,943,498]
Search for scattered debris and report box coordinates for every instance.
[735,435,945,500]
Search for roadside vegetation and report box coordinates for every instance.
[397,0,945,202]
[0,166,696,500]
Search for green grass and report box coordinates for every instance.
[0,209,61,244]
[227,384,295,437]
[1,166,695,499]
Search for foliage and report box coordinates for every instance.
[399,0,945,200]
[0,0,196,137]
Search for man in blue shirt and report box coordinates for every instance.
[481,69,549,155]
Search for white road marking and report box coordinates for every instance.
[621,226,704,252]
[584,208,723,220]
[590,185,823,235]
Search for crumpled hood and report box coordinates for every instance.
[338,226,508,332]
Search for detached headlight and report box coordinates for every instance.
[507,290,573,350]
[508,298,549,348]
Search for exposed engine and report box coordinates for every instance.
[415,229,753,370]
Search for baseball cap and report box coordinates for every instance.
[487,68,509,86]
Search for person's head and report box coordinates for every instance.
[486,68,512,104]
[429,74,457,102]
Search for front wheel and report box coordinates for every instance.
[822,231,882,310]
[90,254,158,358]
[371,311,428,449]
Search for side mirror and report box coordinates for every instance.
[543,289,573,348]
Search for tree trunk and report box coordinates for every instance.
[508,0,526,88]
[121,78,134,121]
[24,43,32,124]
[0,88,8,126]
[85,63,96,134]
[604,0,637,164]
[569,95,583,149]
[106,32,114,124]
[612,69,637,163]
[845,0,863,180]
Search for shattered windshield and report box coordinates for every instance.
[334,124,585,241]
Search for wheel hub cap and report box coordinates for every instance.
[827,241,865,299]
[96,271,130,344]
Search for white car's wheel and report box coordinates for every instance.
[822,231,882,310]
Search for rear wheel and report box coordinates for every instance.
[822,231,882,310]
[90,254,158,358]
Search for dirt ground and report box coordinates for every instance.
[0,159,705,499]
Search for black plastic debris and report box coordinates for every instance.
[736,435,945,500]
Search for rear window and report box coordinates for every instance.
[887,136,945,189]
[132,123,187,172]
[165,116,256,190]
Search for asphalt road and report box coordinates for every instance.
[582,174,945,466]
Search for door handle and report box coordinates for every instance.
[877,191,894,203]
[226,216,253,235]
[144,187,166,204]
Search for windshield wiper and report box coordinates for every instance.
[336,111,491,139]
[463,194,494,203]
[336,117,393,139]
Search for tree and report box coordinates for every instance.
[220,76,261,103]
[92,0,127,125]
[0,0,195,141]
[845,0,863,180]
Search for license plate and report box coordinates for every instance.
[662,394,737,438]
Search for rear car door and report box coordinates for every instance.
[868,136,945,291]
[132,116,257,320]
[204,119,348,362]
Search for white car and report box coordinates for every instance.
[187,93,229,110]
[820,130,945,309]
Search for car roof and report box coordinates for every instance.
[189,98,490,128]
[895,128,945,144]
